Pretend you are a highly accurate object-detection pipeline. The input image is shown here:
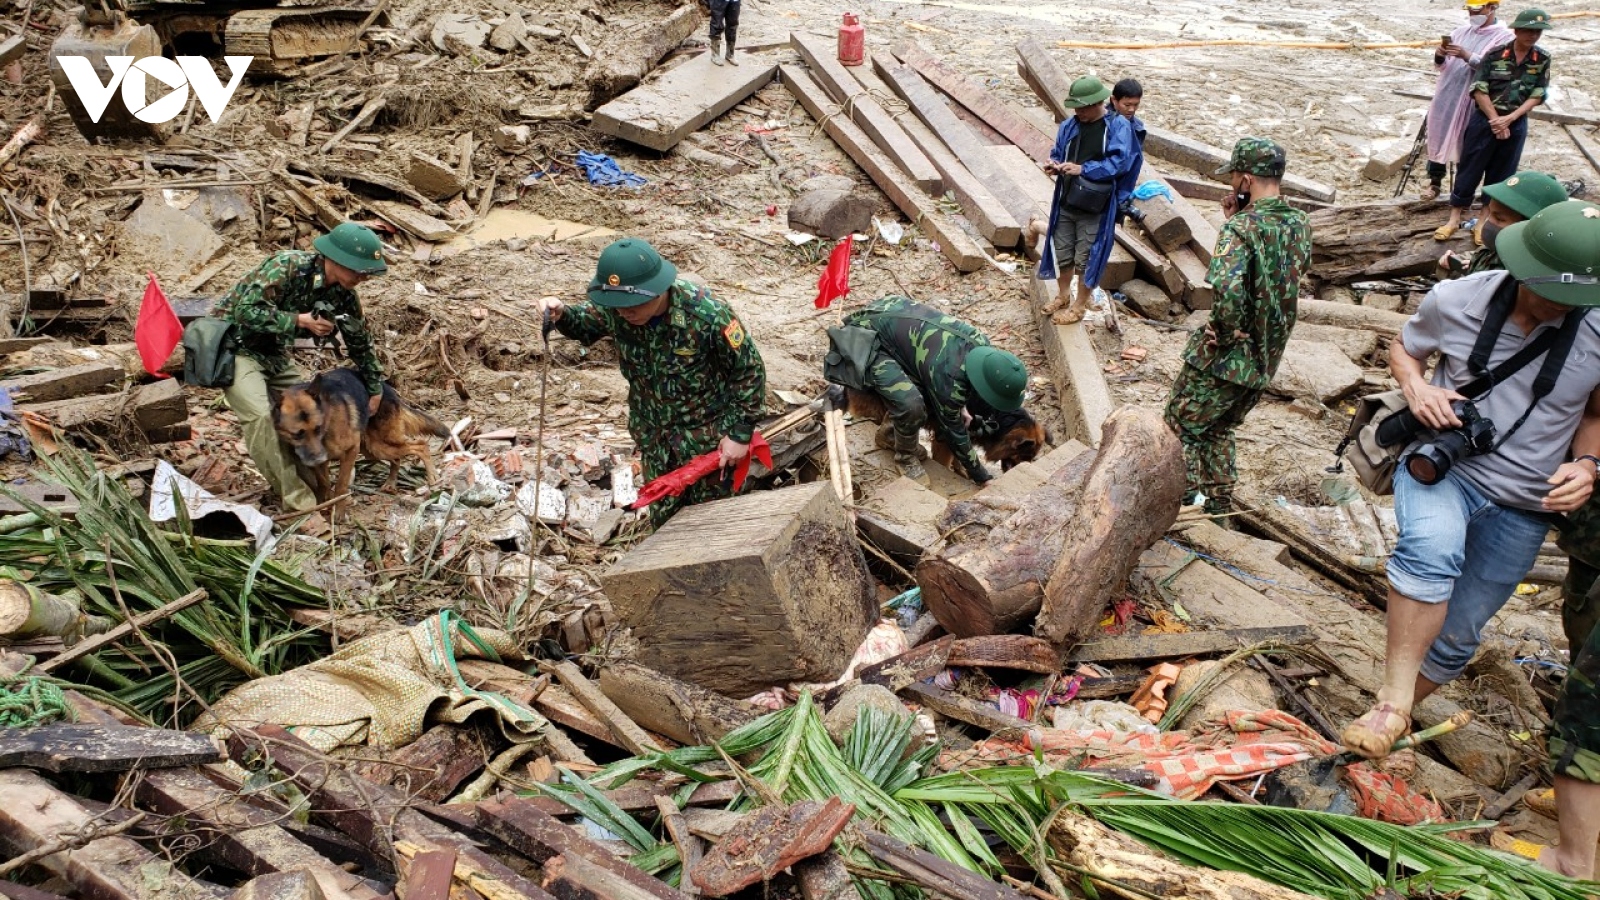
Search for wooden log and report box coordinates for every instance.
[848,60,1022,247]
[0,580,107,641]
[477,798,691,900]
[0,724,221,773]
[545,659,663,755]
[791,33,941,194]
[1167,244,1214,310]
[901,682,1033,735]
[872,59,1039,235]
[1297,297,1411,338]
[0,769,226,900]
[1050,813,1323,900]
[346,724,487,803]
[1037,407,1186,646]
[1115,229,1184,298]
[782,65,986,273]
[860,829,1033,900]
[1015,39,1072,123]
[597,661,760,746]
[21,377,188,444]
[39,588,208,674]
[1132,194,1191,252]
[895,40,1053,164]
[1068,625,1316,663]
[0,362,123,404]
[593,53,777,152]
[601,480,875,696]
[582,5,701,108]
[691,799,854,896]
[1307,198,1460,283]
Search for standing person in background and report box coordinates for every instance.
[1420,0,1512,202]
[708,0,740,66]
[1111,78,1149,227]
[1037,76,1136,326]
[1435,8,1553,240]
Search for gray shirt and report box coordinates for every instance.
[1402,270,1600,511]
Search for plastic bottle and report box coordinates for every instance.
[838,12,864,66]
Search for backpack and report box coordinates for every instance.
[182,317,237,388]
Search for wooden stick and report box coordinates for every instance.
[0,115,42,169]
[320,96,386,154]
[1481,771,1540,820]
[37,589,207,673]
[825,409,845,502]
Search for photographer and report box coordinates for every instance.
[1343,200,1600,760]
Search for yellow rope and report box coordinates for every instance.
[1055,39,1435,50]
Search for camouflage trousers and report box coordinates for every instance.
[865,351,927,443]
[1551,604,1600,785]
[637,422,738,528]
[1559,495,1600,653]
[1164,362,1264,515]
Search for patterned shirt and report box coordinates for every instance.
[1473,42,1551,113]
[555,279,766,458]
[215,250,383,395]
[1183,197,1312,389]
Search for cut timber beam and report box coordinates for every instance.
[875,59,1040,233]
[545,659,663,755]
[987,144,1054,223]
[1568,125,1600,175]
[0,34,25,69]
[901,682,1033,735]
[846,58,1022,247]
[597,661,761,746]
[894,40,1053,163]
[1068,625,1315,663]
[1141,126,1337,203]
[0,723,221,772]
[782,65,985,273]
[593,51,777,151]
[1160,173,1331,213]
[1298,297,1411,337]
[21,377,188,444]
[1015,39,1071,123]
[1116,229,1184,298]
[1167,244,1214,310]
[791,32,941,194]
[0,362,123,404]
[1027,274,1114,448]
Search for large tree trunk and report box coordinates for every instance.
[583,6,701,109]
[1309,198,1465,283]
[1036,408,1186,646]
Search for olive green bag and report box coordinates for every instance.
[822,325,880,391]
[182,317,237,388]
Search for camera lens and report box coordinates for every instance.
[1406,447,1448,485]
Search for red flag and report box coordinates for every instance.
[134,272,183,378]
[813,235,853,309]
[630,433,774,511]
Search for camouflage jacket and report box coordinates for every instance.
[1561,495,1600,568]
[1183,197,1312,390]
[1473,42,1550,113]
[844,296,991,477]
[555,279,766,471]
[215,250,383,395]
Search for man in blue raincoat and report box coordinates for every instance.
[1038,75,1136,326]
[1111,78,1148,225]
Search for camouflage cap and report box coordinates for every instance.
[1510,7,1552,28]
[1215,137,1287,178]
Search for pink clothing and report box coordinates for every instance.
[1427,19,1514,165]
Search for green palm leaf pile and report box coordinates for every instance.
[1,448,327,724]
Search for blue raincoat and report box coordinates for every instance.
[1037,110,1136,287]
[1115,114,1147,208]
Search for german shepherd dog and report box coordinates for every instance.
[273,368,449,517]
[843,388,1051,474]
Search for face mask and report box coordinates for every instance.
[1480,219,1503,252]
[1468,14,1487,25]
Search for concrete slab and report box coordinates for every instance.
[592,52,778,152]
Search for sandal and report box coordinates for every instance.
[1524,787,1557,820]
[1472,218,1486,248]
[1340,702,1411,759]
[1053,306,1088,326]
[1490,832,1546,861]
[1433,224,1459,241]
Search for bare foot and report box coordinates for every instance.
[1025,217,1047,243]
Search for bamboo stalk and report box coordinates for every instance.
[37,589,207,673]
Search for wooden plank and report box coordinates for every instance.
[534,682,617,746]
[1167,244,1214,310]
[691,799,854,896]
[781,65,986,271]
[1140,125,1337,203]
[1027,274,1114,448]
[400,849,458,900]
[39,588,208,673]
[346,724,486,803]
[1568,125,1600,175]
[1067,625,1315,663]
[20,376,188,443]
[477,798,691,900]
[986,144,1053,222]
[846,59,1021,247]
[1014,39,1071,123]
[895,40,1053,163]
[0,336,55,354]
[1159,173,1331,213]
[654,798,703,898]
[0,479,78,517]
[365,199,455,242]
[872,60,1039,234]
[791,32,941,194]
[1391,88,1600,128]
[0,723,221,773]
[0,769,227,900]
[0,34,25,69]
[1114,228,1184,298]
[1102,241,1136,290]
[597,661,760,746]
[592,52,777,152]
[545,659,663,756]
[0,362,123,404]
[900,682,1033,735]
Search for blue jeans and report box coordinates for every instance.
[1389,467,1550,683]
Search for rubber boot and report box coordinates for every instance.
[726,36,739,65]
[710,36,724,66]
[893,428,928,485]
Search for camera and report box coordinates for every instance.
[1374,399,1496,485]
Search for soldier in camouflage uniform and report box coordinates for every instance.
[1544,616,1600,878]
[539,238,766,526]
[837,296,1029,485]
[1440,171,1567,278]
[214,222,388,512]
[1163,138,1312,517]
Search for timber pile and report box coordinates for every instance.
[0,337,191,447]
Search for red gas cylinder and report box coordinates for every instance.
[838,12,864,66]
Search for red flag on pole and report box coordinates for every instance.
[814,235,853,309]
[134,272,183,378]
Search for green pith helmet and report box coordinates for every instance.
[587,237,678,307]
[1498,201,1600,307]
[312,222,387,275]
[1482,171,1569,221]
[965,346,1027,412]
[1510,7,1552,28]
[1216,137,1287,178]
[1063,76,1111,109]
